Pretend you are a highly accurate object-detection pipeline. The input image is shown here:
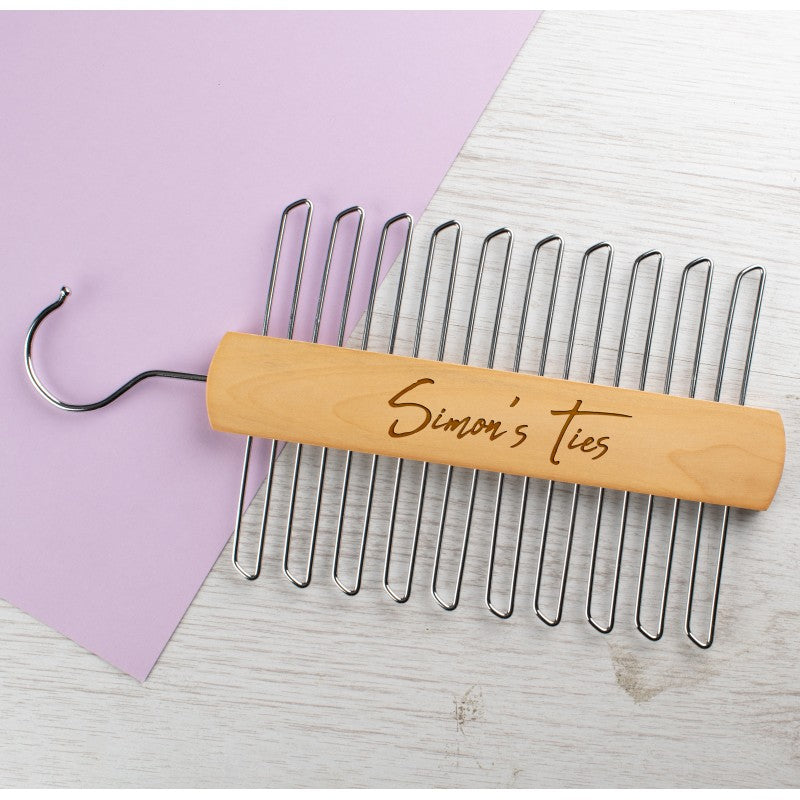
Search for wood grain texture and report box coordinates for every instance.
[2,12,800,789]
[206,333,784,509]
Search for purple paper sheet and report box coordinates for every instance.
[0,11,540,680]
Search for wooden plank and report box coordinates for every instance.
[206,333,785,510]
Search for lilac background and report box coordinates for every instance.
[0,11,539,679]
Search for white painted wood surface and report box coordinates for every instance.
[2,11,799,788]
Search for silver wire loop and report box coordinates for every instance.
[585,250,663,635]
[231,198,313,581]
[431,227,514,612]
[383,220,462,604]
[329,213,415,597]
[283,205,365,589]
[684,264,765,648]
[533,241,614,627]
[485,234,563,619]
[635,257,713,641]
[326,207,373,596]
[373,216,416,603]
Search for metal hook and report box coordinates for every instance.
[25,286,207,413]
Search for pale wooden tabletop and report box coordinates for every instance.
[2,11,799,788]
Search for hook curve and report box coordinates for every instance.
[25,286,207,412]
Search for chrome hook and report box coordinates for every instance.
[25,286,207,412]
